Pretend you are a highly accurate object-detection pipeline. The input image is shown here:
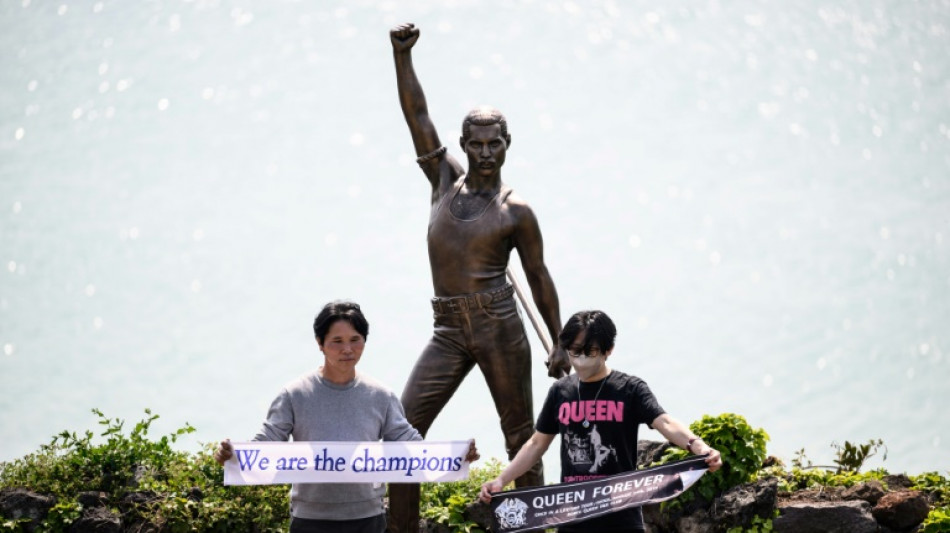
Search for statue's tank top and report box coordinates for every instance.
[427,177,514,296]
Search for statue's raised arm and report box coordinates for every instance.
[391,23,460,199]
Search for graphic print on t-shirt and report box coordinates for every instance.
[565,424,617,474]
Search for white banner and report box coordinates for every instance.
[223,440,472,485]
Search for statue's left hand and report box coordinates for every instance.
[545,346,570,379]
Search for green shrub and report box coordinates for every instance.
[127,442,289,532]
[913,472,950,508]
[0,519,30,532]
[655,413,769,507]
[0,408,194,498]
[771,466,888,492]
[418,457,504,533]
[0,409,289,532]
[726,509,778,533]
[920,506,950,533]
[42,501,83,531]
[831,439,887,473]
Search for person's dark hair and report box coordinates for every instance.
[313,300,369,344]
[461,105,508,141]
[558,310,616,355]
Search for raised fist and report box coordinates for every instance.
[390,22,420,51]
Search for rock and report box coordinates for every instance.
[871,490,930,530]
[0,488,55,531]
[642,477,778,533]
[419,518,450,533]
[673,508,714,533]
[76,490,108,509]
[883,474,914,490]
[118,490,160,509]
[709,477,778,528]
[186,486,203,501]
[124,519,163,533]
[638,440,673,468]
[116,491,164,532]
[132,464,149,486]
[842,480,886,506]
[774,500,879,533]
[465,499,493,531]
[642,502,671,532]
[68,505,122,533]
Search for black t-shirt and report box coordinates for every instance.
[536,370,666,532]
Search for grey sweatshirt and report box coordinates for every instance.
[254,370,422,520]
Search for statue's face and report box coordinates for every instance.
[462,123,508,178]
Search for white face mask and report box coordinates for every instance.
[570,353,605,380]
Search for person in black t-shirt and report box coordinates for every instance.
[479,310,723,533]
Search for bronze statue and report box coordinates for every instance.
[387,22,570,532]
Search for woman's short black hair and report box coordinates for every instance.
[313,300,369,344]
[558,310,616,355]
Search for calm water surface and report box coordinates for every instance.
[2,1,948,480]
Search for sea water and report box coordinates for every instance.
[2,1,948,481]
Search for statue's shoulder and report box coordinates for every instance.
[501,188,537,218]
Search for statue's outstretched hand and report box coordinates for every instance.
[390,22,420,51]
[546,346,571,379]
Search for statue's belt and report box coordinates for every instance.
[430,284,514,314]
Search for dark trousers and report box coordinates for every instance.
[388,288,543,532]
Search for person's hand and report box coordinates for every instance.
[465,439,481,463]
[390,22,420,52]
[479,477,505,504]
[696,443,723,473]
[213,439,233,465]
[546,345,570,379]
